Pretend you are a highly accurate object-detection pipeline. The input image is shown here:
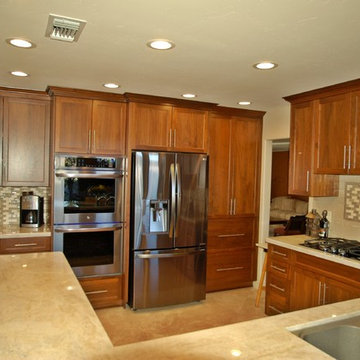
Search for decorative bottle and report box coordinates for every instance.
[319,210,329,238]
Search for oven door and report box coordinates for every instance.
[54,170,124,225]
[54,224,122,277]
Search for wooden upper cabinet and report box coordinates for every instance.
[172,107,208,152]
[53,95,126,156]
[231,117,261,216]
[91,100,127,155]
[128,102,172,150]
[208,109,263,217]
[127,95,212,153]
[54,97,92,154]
[2,95,50,186]
[314,93,351,174]
[208,113,231,217]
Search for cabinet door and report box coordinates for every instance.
[54,97,92,154]
[231,117,261,215]
[314,93,351,174]
[207,113,231,216]
[288,102,313,195]
[350,90,360,174]
[291,267,322,311]
[128,102,172,150]
[2,97,50,186]
[92,100,127,155]
[172,107,208,153]
[324,277,360,305]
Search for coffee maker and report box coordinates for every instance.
[20,192,44,228]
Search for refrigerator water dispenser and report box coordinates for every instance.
[150,200,168,233]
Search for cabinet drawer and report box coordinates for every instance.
[268,244,291,261]
[0,236,51,254]
[266,272,290,297]
[268,257,290,279]
[265,290,290,315]
[208,218,254,250]
[79,275,123,309]
[206,250,253,292]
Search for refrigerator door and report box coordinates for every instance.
[132,151,175,250]
[174,153,208,248]
[132,247,206,309]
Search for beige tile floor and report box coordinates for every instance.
[96,286,266,346]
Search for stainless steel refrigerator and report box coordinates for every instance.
[129,151,208,310]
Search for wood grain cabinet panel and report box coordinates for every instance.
[0,236,51,254]
[53,96,126,155]
[2,96,50,186]
[79,275,123,309]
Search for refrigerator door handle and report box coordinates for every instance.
[169,163,176,238]
[175,162,182,238]
[136,248,205,259]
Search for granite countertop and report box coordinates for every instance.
[0,224,52,238]
[1,251,360,359]
[266,234,360,270]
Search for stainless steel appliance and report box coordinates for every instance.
[129,151,208,310]
[20,192,44,228]
[301,238,360,260]
[53,155,125,277]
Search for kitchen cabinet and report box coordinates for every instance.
[0,91,50,186]
[265,244,360,315]
[286,100,338,196]
[208,109,263,217]
[78,275,123,309]
[0,236,51,254]
[206,107,264,292]
[127,100,209,153]
[285,78,360,179]
[48,87,127,156]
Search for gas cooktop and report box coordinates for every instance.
[301,238,360,260]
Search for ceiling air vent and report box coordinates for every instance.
[45,14,86,42]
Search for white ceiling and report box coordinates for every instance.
[1,0,360,112]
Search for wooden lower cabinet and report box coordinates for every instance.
[79,275,123,309]
[265,244,360,315]
[206,217,256,292]
[0,236,51,254]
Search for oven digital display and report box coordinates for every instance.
[64,156,116,169]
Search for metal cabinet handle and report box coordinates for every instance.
[318,282,322,305]
[230,198,233,215]
[348,145,352,170]
[217,233,245,238]
[270,265,286,273]
[268,305,283,314]
[343,145,347,169]
[323,283,327,305]
[273,250,287,257]
[216,266,244,272]
[269,283,285,293]
[85,289,108,295]
[14,243,37,247]
[174,129,176,147]
[306,170,310,192]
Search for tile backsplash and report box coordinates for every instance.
[0,187,51,225]
[310,175,360,240]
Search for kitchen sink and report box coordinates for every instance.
[288,312,360,360]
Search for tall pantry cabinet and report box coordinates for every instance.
[206,107,264,292]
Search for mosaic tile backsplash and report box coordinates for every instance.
[0,187,51,225]
[344,182,360,222]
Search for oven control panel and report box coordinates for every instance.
[63,156,116,169]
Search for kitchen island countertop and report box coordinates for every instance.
[1,251,360,359]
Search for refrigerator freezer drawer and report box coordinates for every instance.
[131,248,206,310]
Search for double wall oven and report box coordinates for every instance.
[53,155,125,277]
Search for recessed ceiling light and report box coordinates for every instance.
[253,61,278,70]
[147,39,175,50]
[182,93,197,98]
[103,83,120,89]
[7,38,35,48]
[11,71,29,77]
[238,101,251,105]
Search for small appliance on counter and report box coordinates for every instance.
[20,191,44,228]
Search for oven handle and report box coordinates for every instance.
[55,170,123,178]
[54,225,122,233]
